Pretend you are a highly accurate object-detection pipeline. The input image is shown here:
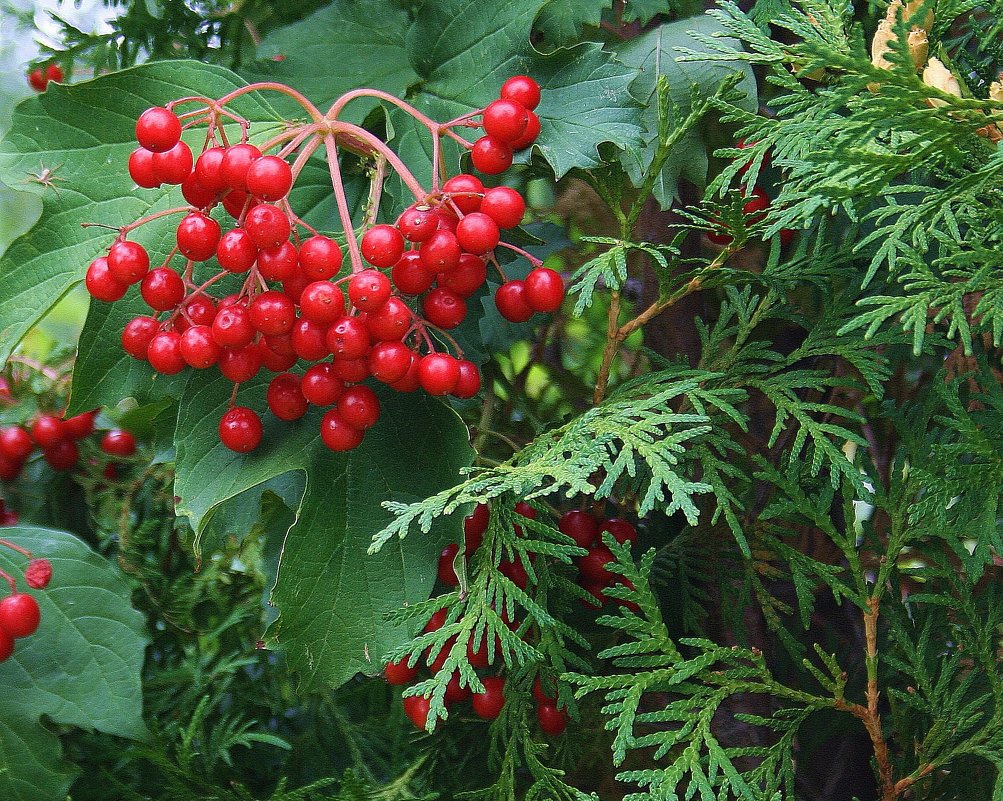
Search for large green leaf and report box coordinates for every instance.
[614,13,757,205]
[0,526,148,801]
[0,61,285,370]
[534,0,607,49]
[173,372,473,691]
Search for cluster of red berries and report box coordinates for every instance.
[557,509,639,610]
[0,512,51,664]
[709,140,793,247]
[27,64,63,92]
[0,409,137,479]
[84,76,563,454]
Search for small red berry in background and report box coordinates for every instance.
[536,703,568,735]
[403,694,432,730]
[472,676,506,720]
[28,64,63,92]
[25,559,52,590]
[101,429,137,457]
[384,656,418,685]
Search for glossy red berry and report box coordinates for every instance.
[176,212,221,261]
[509,110,540,150]
[384,656,418,685]
[245,204,291,249]
[216,229,258,273]
[366,297,412,341]
[0,593,40,637]
[391,252,435,296]
[298,235,343,280]
[301,363,345,406]
[183,295,217,327]
[361,225,405,268]
[599,518,638,546]
[501,75,541,110]
[337,385,380,430]
[397,205,438,242]
[194,147,227,192]
[332,357,370,384]
[422,288,467,330]
[464,503,489,555]
[419,230,462,274]
[319,409,364,452]
[368,342,413,384]
[452,360,481,399]
[249,291,296,336]
[181,173,217,208]
[140,267,185,311]
[403,694,431,731]
[85,257,128,302]
[389,352,421,393]
[44,440,78,471]
[218,344,262,383]
[121,316,160,359]
[536,703,568,736]
[524,268,564,313]
[300,281,346,324]
[441,174,484,215]
[219,406,262,453]
[151,141,193,185]
[742,186,770,224]
[212,304,255,349]
[348,269,392,312]
[62,411,96,441]
[533,675,558,705]
[472,676,506,720]
[289,318,329,361]
[101,429,137,457]
[437,254,486,298]
[245,155,292,201]
[107,240,150,285]
[482,99,529,143]
[438,543,460,585]
[180,325,222,368]
[480,187,525,229]
[471,136,513,174]
[444,671,471,705]
[220,143,263,191]
[128,148,160,189]
[419,353,460,396]
[577,545,616,585]
[326,317,370,359]
[25,559,52,590]
[0,426,33,461]
[456,212,500,255]
[31,414,65,448]
[259,338,297,372]
[494,280,534,322]
[559,510,599,549]
[258,241,299,282]
[135,107,182,153]
[266,373,308,421]
[147,331,186,374]
[28,68,47,92]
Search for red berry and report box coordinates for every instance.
[244,204,291,249]
[63,411,96,441]
[735,138,768,175]
[128,148,160,189]
[140,267,185,311]
[319,409,364,451]
[245,155,292,201]
[536,703,568,736]
[151,141,193,185]
[524,268,564,313]
[599,518,637,546]
[220,143,263,191]
[442,174,484,215]
[181,173,217,209]
[742,186,770,224]
[482,99,529,143]
[422,288,467,329]
[515,501,537,520]
[147,331,186,374]
[258,241,299,282]
[179,325,221,368]
[391,252,434,296]
[216,229,258,273]
[452,360,481,399]
[444,671,471,705]
[300,281,346,324]
[384,656,418,685]
[577,545,616,585]
[419,230,462,274]
[31,414,65,448]
[438,253,487,298]
[101,429,137,457]
[121,316,160,359]
[368,342,413,383]
[500,75,541,110]
[472,676,506,720]
[533,675,557,705]
[471,136,513,174]
[480,187,525,229]
[332,356,369,383]
[456,212,500,255]
[494,280,534,322]
[580,580,607,608]
[509,110,540,150]
[258,338,297,372]
[183,295,217,327]
[464,503,489,555]
[218,344,262,383]
[437,543,460,585]
[298,235,343,280]
[0,593,40,638]
[326,317,370,359]
[107,240,150,285]
[28,68,46,92]
[559,510,599,549]
[290,318,330,361]
[249,291,296,336]
[194,147,227,192]
[176,212,221,261]
[135,107,182,153]
[218,406,262,453]
[361,225,405,268]
[348,269,392,313]
[397,205,438,242]
[85,257,128,302]
[46,63,63,83]
[266,373,308,421]
[418,353,460,396]
[337,385,380,430]
[499,559,528,590]
[212,304,255,349]
[222,188,258,220]
[0,426,33,461]
[44,440,78,470]
[301,363,345,406]
[403,694,431,731]
[25,559,52,590]
[388,352,421,393]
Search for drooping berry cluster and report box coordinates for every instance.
[84,76,564,454]
[0,513,51,664]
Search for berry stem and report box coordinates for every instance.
[0,539,33,559]
[328,120,426,200]
[363,153,388,231]
[207,83,326,125]
[495,241,544,268]
[325,89,441,134]
[102,206,191,236]
[323,133,365,273]
[0,566,16,594]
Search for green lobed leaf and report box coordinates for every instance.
[173,371,473,691]
[533,0,607,49]
[0,526,148,801]
[614,13,757,205]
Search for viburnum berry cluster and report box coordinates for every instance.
[387,501,638,734]
[83,75,563,454]
[0,514,50,664]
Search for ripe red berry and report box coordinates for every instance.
[524,268,564,313]
[107,240,150,285]
[319,409,364,452]
[441,174,484,214]
[176,212,221,261]
[128,148,160,189]
[332,356,371,384]
[368,342,413,383]
[536,703,568,736]
[422,288,467,330]
[418,353,460,396]
[456,212,500,255]
[290,318,330,361]
[0,593,40,637]
[44,440,78,471]
[464,503,489,554]
[482,99,529,143]
[499,559,528,590]
[220,143,263,191]
[216,229,258,273]
[222,188,258,220]
[391,252,435,296]
[212,304,255,349]
[577,545,616,585]
[300,281,346,324]
[183,295,217,327]
[559,510,599,549]
[437,542,460,585]
[348,269,392,313]
[533,675,558,705]
[245,155,292,201]
[367,297,412,341]
[101,429,137,457]
[403,694,432,731]
[0,426,33,461]
[326,317,370,359]
[384,656,418,685]
[258,338,296,372]
[419,230,462,274]
[244,204,291,249]
[218,344,262,383]
[494,280,534,323]
[147,331,186,374]
[742,186,771,224]
[337,385,380,430]
[28,68,47,92]
[151,141,193,185]
[509,110,540,150]
[471,136,513,174]
[501,75,541,110]
[31,414,65,448]
[472,676,506,720]
[135,107,182,153]
[361,225,405,268]
[25,559,52,590]
[121,316,160,359]
[397,205,438,242]
[194,146,227,192]
[301,363,345,406]
[258,241,299,282]
[266,373,308,421]
[181,173,217,209]
[62,411,96,440]
[599,518,638,546]
[85,257,128,302]
[298,235,343,280]
[219,406,262,453]
[437,255,486,299]
[480,186,525,229]
[452,360,481,399]
[389,352,421,392]
[444,671,471,705]
[140,267,185,311]
[249,291,296,336]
